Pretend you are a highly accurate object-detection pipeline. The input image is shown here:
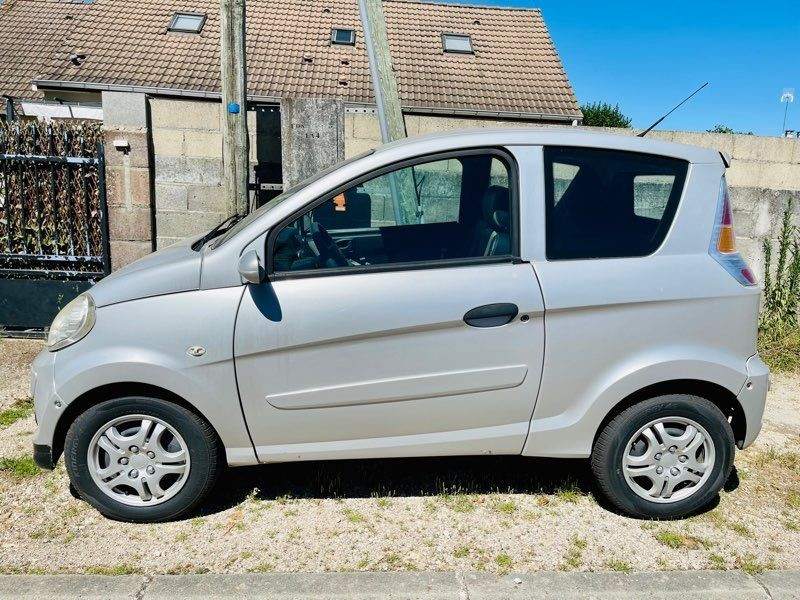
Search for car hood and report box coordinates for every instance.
[89,236,202,308]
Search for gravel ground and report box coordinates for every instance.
[1,338,799,575]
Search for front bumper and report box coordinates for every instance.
[738,353,770,449]
[30,348,65,465]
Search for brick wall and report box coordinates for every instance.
[148,98,258,249]
[101,91,154,269]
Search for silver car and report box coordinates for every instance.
[31,128,768,523]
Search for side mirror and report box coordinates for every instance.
[238,250,264,284]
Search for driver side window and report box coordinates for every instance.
[272,153,513,273]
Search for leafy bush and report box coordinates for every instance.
[580,102,632,128]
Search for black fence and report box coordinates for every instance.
[0,120,110,330]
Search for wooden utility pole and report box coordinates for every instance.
[219,0,250,217]
[359,0,418,224]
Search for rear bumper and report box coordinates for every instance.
[738,354,770,449]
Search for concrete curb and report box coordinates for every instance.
[0,570,797,599]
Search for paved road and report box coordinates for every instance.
[1,570,799,599]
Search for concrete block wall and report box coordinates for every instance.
[101,91,154,270]
[345,113,800,280]
[149,98,257,249]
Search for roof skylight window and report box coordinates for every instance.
[442,33,474,54]
[168,12,207,34]
[331,28,356,46]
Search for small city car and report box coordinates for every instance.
[31,129,769,523]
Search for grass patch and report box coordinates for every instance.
[787,492,800,508]
[0,398,33,428]
[0,456,40,478]
[758,327,800,373]
[441,493,475,513]
[491,498,517,515]
[344,509,366,523]
[555,484,582,504]
[654,530,711,550]
[494,553,513,573]
[562,536,587,570]
[606,559,631,573]
[709,554,726,570]
[737,554,775,575]
[750,448,800,470]
[729,522,751,537]
[86,565,143,576]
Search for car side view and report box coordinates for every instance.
[30,128,769,523]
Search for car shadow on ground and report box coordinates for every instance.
[203,455,592,509]
[197,455,740,520]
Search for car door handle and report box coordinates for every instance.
[463,303,519,328]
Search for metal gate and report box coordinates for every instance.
[0,120,110,332]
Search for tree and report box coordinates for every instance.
[707,124,753,135]
[707,124,735,134]
[580,102,632,128]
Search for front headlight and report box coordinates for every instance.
[47,293,96,352]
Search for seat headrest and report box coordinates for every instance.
[490,210,510,232]
[481,185,509,220]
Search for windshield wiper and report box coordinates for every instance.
[193,213,242,250]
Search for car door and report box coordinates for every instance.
[233,149,546,462]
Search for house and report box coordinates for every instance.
[0,0,580,268]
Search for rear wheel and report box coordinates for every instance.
[65,397,221,523]
[591,395,734,519]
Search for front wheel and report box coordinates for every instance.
[591,395,734,519]
[64,397,222,523]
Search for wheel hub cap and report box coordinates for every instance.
[87,414,191,507]
[622,416,715,504]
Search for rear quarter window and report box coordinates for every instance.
[544,147,688,260]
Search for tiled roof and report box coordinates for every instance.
[0,0,91,100]
[13,0,580,117]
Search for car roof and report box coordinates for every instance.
[372,127,723,165]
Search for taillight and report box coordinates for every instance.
[709,177,757,286]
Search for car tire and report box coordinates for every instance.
[591,394,734,519]
[64,397,222,523]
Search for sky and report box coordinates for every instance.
[427,0,799,136]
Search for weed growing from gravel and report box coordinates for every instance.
[555,484,581,503]
[494,553,513,574]
[729,522,751,537]
[344,509,366,523]
[441,493,475,513]
[375,497,392,509]
[561,536,587,570]
[0,398,33,428]
[0,456,40,478]
[252,562,275,572]
[708,554,726,570]
[654,530,712,550]
[491,498,518,515]
[86,565,143,576]
[737,554,775,575]
[787,492,800,508]
[175,532,189,543]
[606,559,631,573]
[453,546,471,558]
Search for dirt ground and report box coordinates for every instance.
[1,337,799,575]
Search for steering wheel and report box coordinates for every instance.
[308,222,348,268]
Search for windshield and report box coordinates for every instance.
[207,150,375,249]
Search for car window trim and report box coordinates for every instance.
[265,147,521,279]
